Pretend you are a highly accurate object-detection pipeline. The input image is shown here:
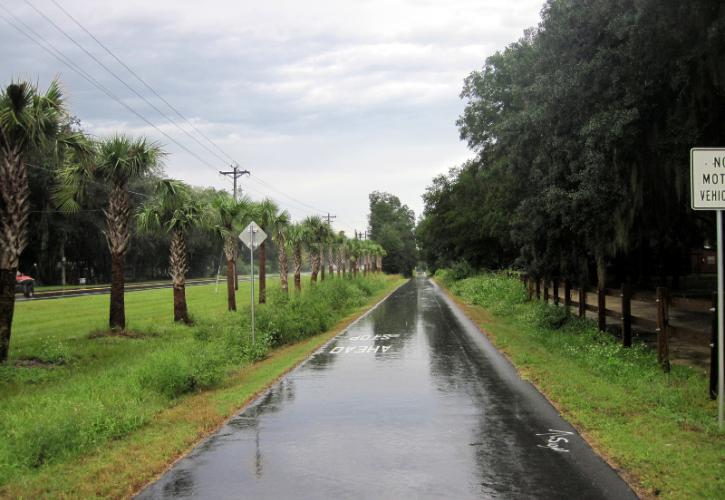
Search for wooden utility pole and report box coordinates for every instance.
[219,164,250,201]
[219,164,250,290]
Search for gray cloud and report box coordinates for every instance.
[0,0,543,232]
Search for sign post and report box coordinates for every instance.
[691,148,725,430]
[239,221,267,345]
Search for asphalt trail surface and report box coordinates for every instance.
[138,277,636,499]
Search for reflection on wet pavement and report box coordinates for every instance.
[138,278,635,499]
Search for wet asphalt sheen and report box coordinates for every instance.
[137,278,636,499]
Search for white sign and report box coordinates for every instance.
[690,148,725,210]
[239,221,267,250]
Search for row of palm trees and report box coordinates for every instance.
[0,78,386,363]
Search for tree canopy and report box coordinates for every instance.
[368,191,417,277]
[418,0,725,287]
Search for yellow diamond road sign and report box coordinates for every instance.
[239,221,266,250]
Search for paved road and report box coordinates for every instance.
[16,277,248,302]
[138,278,636,499]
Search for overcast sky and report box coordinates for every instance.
[1,0,543,235]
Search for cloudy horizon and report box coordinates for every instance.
[1,0,544,235]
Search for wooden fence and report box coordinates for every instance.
[524,276,719,399]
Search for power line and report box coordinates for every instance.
[48,0,237,166]
[247,173,329,215]
[23,0,230,167]
[0,5,224,178]
[2,6,361,231]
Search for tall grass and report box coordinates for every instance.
[0,275,388,485]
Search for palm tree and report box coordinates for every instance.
[212,193,252,311]
[0,79,91,362]
[347,238,362,278]
[327,232,336,278]
[286,222,306,293]
[254,198,279,304]
[302,216,324,283]
[334,231,347,278]
[371,242,386,273]
[137,179,208,323]
[268,207,291,295]
[58,134,162,330]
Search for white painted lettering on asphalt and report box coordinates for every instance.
[536,429,574,453]
[348,334,400,341]
[328,345,392,354]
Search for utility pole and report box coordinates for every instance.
[325,213,336,227]
[219,163,250,201]
[219,163,250,290]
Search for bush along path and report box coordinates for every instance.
[433,270,724,499]
[0,274,405,498]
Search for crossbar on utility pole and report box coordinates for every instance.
[219,164,250,201]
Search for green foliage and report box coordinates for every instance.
[419,0,725,285]
[35,338,72,364]
[368,191,417,276]
[533,304,569,330]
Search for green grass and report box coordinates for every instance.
[436,271,723,500]
[0,274,398,493]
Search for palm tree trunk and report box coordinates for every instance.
[259,240,267,304]
[294,246,302,292]
[170,229,190,323]
[328,247,334,277]
[0,268,16,363]
[226,259,236,311]
[107,183,130,330]
[320,246,325,281]
[311,249,320,283]
[278,235,288,294]
[224,235,237,311]
[109,252,126,329]
[0,146,30,362]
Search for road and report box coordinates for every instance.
[138,277,636,499]
[16,277,248,302]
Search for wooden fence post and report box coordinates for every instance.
[535,279,541,300]
[621,283,631,347]
[710,292,718,400]
[564,280,571,314]
[553,278,560,306]
[656,286,671,373]
[544,281,550,304]
[578,287,586,318]
[526,277,534,301]
[597,288,606,332]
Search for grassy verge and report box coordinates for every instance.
[0,274,405,498]
[434,270,723,500]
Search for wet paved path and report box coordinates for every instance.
[138,278,636,499]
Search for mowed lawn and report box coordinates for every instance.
[4,280,251,399]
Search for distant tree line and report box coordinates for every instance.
[368,191,417,277]
[418,0,725,288]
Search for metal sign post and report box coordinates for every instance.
[718,210,724,430]
[239,221,267,346]
[691,147,725,430]
[250,226,255,343]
